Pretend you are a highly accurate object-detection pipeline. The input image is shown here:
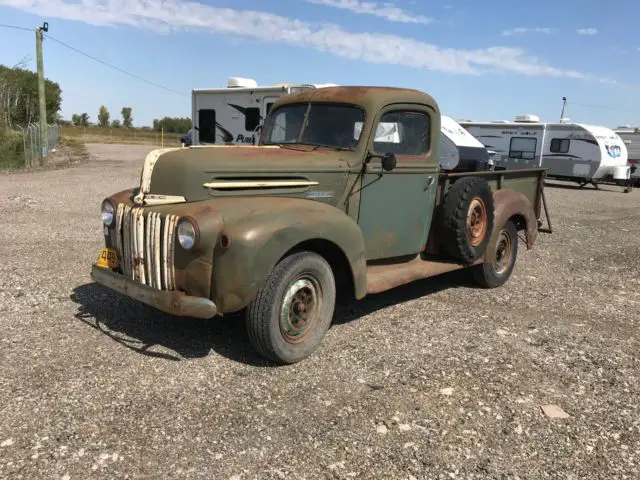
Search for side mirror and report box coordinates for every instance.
[381,152,397,171]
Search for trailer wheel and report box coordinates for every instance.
[245,251,336,364]
[440,176,495,264]
[472,220,518,288]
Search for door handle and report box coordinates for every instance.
[425,176,434,189]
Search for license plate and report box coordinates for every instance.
[96,248,120,269]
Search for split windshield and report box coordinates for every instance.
[260,103,365,150]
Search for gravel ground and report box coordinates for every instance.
[1,143,639,480]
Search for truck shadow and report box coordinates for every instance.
[70,269,475,366]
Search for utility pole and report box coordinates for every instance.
[559,96,568,123]
[36,22,49,163]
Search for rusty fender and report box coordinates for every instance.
[483,188,538,263]
[209,197,368,314]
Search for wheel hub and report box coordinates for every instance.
[493,229,513,274]
[467,198,488,247]
[280,277,321,344]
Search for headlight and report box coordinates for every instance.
[101,200,115,227]
[177,218,199,250]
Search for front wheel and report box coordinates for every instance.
[245,251,336,364]
[472,220,518,288]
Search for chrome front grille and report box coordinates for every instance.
[114,203,179,290]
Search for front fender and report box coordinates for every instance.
[482,188,538,263]
[210,197,367,313]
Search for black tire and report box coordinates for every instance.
[245,251,336,364]
[440,176,495,264]
[472,220,518,288]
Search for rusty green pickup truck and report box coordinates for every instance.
[92,86,549,364]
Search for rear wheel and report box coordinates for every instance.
[246,251,336,364]
[472,220,518,288]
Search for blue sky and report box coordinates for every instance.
[0,0,639,128]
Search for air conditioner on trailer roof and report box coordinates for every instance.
[227,77,258,88]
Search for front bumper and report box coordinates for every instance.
[91,265,218,319]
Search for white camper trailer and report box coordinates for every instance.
[459,116,630,188]
[189,77,492,173]
[190,77,337,146]
[614,129,640,186]
[439,115,492,172]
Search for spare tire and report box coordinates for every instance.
[439,176,494,264]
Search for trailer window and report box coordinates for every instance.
[509,137,537,160]
[550,138,570,154]
[245,107,261,132]
[199,109,217,143]
[372,111,430,156]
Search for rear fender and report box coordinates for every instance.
[482,188,538,262]
[211,201,367,313]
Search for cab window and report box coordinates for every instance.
[372,111,430,156]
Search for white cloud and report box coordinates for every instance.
[502,27,555,36]
[577,28,598,35]
[306,0,432,25]
[0,0,606,81]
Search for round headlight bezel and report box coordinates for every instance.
[177,217,200,250]
[101,199,115,227]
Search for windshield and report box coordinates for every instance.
[261,103,365,150]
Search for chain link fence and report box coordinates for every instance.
[16,123,61,168]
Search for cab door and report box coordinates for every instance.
[357,104,440,260]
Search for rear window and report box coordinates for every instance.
[199,109,216,143]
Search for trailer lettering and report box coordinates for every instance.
[236,134,256,144]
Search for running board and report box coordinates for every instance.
[366,256,481,295]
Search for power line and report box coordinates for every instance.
[42,33,189,97]
[0,23,33,32]
[567,101,635,113]
[1,24,187,97]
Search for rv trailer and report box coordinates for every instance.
[189,77,492,173]
[614,128,640,187]
[190,77,337,146]
[439,115,493,172]
[459,116,630,189]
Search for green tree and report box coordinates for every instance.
[121,106,133,128]
[98,105,110,128]
[71,113,81,126]
[0,64,62,128]
[79,113,90,127]
[111,119,121,128]
[152,116,191,133]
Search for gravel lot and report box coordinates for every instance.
[1,143,639,480]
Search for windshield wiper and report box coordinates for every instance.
[308,143,352,152]
[275,143,309,152]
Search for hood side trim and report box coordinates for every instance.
[203,180,319,189]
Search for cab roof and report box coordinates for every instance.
[274,86,440,115]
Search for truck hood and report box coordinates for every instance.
[135,145,352,205]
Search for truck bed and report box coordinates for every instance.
[437,168,547,219]
[365,167,547,294]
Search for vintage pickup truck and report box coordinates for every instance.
[92,86,549,364]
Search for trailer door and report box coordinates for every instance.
[260,96,281,139]
[263,96,279,118]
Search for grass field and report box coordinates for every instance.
[61,125,184,146]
